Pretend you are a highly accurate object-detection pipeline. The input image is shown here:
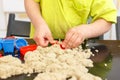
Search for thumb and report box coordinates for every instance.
[46,34,57,44]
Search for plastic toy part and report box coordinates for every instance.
[0,53,2,58]
[15,38,28,50]
[2,39,15,56]
[0,39,3,50]
[15,38,28,58]
[20,44,37,60]
[0,37,30,59]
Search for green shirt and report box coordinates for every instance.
[30,0,117,39]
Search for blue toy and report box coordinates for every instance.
[0,39,2,50]
[0,38,28,58]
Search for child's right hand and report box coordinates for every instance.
[33,23,56,47]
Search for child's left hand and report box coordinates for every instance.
[61,26,85,49]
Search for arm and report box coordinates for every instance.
[24,0,56,47]
[24,0,44,29]
[61,0,116,49]
[77,19,112,39]
[62,19,112,49]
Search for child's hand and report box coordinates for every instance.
[33,23,56,47]
[61,26,85,49]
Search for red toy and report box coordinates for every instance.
[20,44,37,60]
[0,53,3,58]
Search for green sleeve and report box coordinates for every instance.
[90,0,117,23]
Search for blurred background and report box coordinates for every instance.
[0,0,120,39]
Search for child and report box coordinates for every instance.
[24,0,117,49]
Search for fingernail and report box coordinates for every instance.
[60,44,65,49]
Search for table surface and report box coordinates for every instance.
[96,40,120,55]
[0,39,120,80]
[95,40,120,80]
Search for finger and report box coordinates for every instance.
[45,33,57,44]
[66,31,85,49]
[34,36,49,47]
[72,34,85,48]
[66,32,78,48]
[50,40,58,45]
[62,29,75,48]
[72,36,82,48]
[43,37,49,46]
